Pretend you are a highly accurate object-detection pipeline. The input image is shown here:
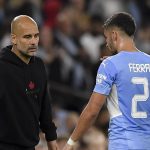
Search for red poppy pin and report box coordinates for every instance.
[28,81,35,90]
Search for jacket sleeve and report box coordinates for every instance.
[39,61,57,141]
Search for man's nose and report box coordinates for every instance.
[30,37,38,45]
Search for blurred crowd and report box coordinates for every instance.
[0,0,150,149]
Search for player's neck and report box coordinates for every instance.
[117,38,138,53]
[119,48,139,53]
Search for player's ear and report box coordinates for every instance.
[11,34,17,45]
[111,30,118,42]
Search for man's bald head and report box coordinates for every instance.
[11,15,38,34]
[10,15,39,63]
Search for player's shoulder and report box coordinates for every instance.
[103,53,120,63]
[141,51,150,58]
[100,55,117,69]
[101,53,126,71]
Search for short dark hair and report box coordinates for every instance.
[103,12,136,36]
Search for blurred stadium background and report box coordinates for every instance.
[0,0,150,149]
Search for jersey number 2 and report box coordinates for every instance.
[131,77,149,118]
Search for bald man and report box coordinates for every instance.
[0,15,59,150]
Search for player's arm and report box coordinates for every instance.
[63,92,106,150]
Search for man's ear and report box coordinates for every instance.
[111,30,118,42]
[11,34,17,45]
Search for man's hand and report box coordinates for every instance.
[47,140,59,150]
[62,143,74,150]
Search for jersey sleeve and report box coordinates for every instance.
[93,58,117,95]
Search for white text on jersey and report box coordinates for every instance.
[129,63,150,72]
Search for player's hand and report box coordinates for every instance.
[62,143,74,150]
[47,140,60,150]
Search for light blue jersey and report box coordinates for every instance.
[94,51,150,150]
